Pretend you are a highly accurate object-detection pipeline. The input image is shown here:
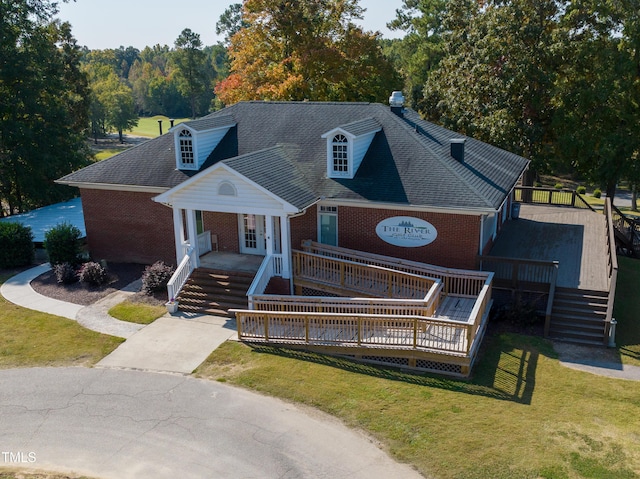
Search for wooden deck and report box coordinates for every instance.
[490,205,609,291]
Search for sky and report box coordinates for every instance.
[56,1,406,51]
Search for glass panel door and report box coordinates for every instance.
[319,207,338,246]
[239,214,266,255]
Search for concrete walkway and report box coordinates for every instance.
[1,264,237,374]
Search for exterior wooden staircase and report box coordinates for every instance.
[548,287,609,345]
[177,268,253,317]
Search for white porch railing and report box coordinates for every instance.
[197,230,212,255]
[167,244,196,302]
[246,254,284,308]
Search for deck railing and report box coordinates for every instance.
[611,203,640,257]
[604,199,619,345]
[514,187,595,210]
[236,243,494,360]
[251,279,443,317]
[478,256,559,287]
[300,241,489,296]
[236,273,492,357]
[197,230,212,255]
[235,311,476,355]
[167,244,196,302]
[293,250,438,299]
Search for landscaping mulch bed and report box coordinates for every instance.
[30,263,148,306]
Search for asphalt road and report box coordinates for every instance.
[0,368,423,479]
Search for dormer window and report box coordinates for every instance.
[179,130,194,166]
[322,118,381,179]
[332,134,349,175]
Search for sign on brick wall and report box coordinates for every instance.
[375,216,438,248]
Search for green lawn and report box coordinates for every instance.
[1,257,639,479]
[0,270,123,369]
[108,300,166,324]
[129,115,188,138]
[196,257,640,479]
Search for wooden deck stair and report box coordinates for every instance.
[177,268,253,317]
[548,287,609,345]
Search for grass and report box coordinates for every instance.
[0,270,123,369]
[197,336,640,479]
[196,257,640,479]
[107,300,166,324]
[93,148,122,161]
[129,115,188,138]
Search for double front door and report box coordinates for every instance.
[238,214,282,256]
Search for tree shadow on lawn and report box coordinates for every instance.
[246,331,545,406]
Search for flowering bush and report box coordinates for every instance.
[54,262,77,284]
[141,261,174,295]
[79,261,108,286]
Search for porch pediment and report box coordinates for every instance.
[153,160,300,215]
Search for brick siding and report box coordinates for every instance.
[80,189,176,265]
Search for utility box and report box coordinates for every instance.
[511,202,521,219]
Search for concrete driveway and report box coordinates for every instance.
[0,368,423,479]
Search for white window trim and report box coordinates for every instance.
[323,130,354,179]
[318,204,338,246]
[176,128,198,170]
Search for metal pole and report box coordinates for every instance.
[608,318,617,348]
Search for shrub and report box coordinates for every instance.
[54,262,77,284]
[593,188,602,198]
[79,261,108,286]
[576,186,586,195]
[0,222,34,268]
[44,222,83,265]
[554,182,563,189]
[141,261,174,295]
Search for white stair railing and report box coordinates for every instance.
[167,245,196,302]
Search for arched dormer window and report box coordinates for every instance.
[179,129,194,166]
[332,134,349,176]
[218,181,237,196]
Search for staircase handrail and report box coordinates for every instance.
[166,244,196,303]
[603,199,619,345]
[246,254,283,308]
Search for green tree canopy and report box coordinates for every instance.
[215,0,401,104]
[172,28,209,118]
[0,0,91,214]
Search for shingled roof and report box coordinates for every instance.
[59,101,529,212]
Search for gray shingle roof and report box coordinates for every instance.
[179,115,236,132]
[59,101,529,212]
[335,118,381,137]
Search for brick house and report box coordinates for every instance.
[58,97,529,279]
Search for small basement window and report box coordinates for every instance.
[179,129,194,166]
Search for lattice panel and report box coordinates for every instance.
[415,359,462,374]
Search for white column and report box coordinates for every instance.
[265,215,274,256]
[172,207,185,265]
[186,209,200,268]
[281,214,291,279]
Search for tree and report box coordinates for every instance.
[553,0,640,200]
[0,0,91,214]
[96,73,138,143]
[387,0,447,107]
[216,3,248,45]
[423,0,563,181]
[215,0,401,105]
[172,28,208,118]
